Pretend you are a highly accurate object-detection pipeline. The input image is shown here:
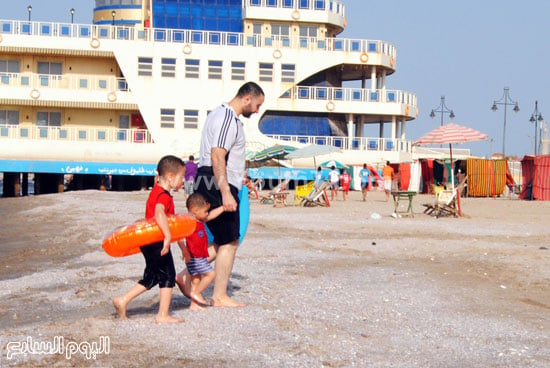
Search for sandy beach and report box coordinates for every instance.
[0,189,549,367]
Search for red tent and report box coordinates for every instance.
[520,155,550,200]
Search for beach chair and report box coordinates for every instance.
[423,189,458,218]
[300,181,331,207]
[293,181,315,206]
[259,179,290,205]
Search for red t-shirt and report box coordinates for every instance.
[145,184,174,219]
[185,221,209,258]
[341,173,351,191]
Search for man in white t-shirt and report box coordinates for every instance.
[328,166,340,201]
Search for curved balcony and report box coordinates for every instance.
[277,86,418,119]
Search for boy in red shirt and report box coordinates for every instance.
[179,193,224,310]
[113,155,185,323]
[340,169,351,201]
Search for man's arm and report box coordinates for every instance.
[211,147,237,212]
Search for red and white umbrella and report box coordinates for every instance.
[415,123,488,189]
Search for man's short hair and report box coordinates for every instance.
[236,81,264,98]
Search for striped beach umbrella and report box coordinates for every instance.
[249,145,296,162]
[415,123,488,189]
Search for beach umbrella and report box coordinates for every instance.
[415,123,488,189]
[249,144,296,180]
[320,159,348,169]
[286,144,341,168]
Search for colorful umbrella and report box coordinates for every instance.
[415,123,488,189]
[286,144,341,168]
[320,159,348,169]
[249,144,296,162]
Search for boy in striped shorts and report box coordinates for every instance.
[179,193,223,310]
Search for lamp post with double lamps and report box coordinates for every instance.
[529,101,544,155]
[430,95,455,126]
[27,5,32,34]
[491,87,519,157]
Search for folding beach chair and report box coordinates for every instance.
[423,189,458,218]
[300,181,331,207]
[259,179,290,205]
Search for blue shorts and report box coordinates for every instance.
[186,257,213,276]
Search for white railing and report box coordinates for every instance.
[267,134,412,153]
[0,19,396,58]
[282,86,417,106]
[0,72,128,92]
[0,125,152,144]
[245,0,345,17]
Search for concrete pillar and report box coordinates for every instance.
[401,119,406,140]
[379,121,384,139]
[347,114,354,148]
[391,116,397,139]
[370,66,377,91]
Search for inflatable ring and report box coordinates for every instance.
[291,10,300,20]
[390,57,395,68]
[90,37,100,49]
[107,91,117,102]
[326,101,335,112]
[182,43,192,55]
[272,49,282,59]
[405,106,410,115]
[360,52,369,63]
[30,89,40,100]
[206,185,251,246]
[102,214,196,257]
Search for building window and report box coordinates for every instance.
[282,0,294,7]
[138,57,153,77]
[161,58,176,78]
[259,63,273,82]
[160,108,175,128]
[79,79,88,88]
[37,61,62,86]
[183,110,199,129]
[281,64,295,83]
[299,0,310,9]
[117,115,130,141]
[208,60,223,79]
[0,60,20,84]
[231,61,246,81]
[271,24,290,46]
[299,25,317,38]
[185,59,200,78]
[267,0,278,7]
[250,0,261,6]
[36,111,62,127]
[315,0,325,10]
[0,110,19,125]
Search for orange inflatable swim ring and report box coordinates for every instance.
[102,214,196,257]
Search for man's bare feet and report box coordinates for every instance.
[210,296,246,308]
[112,296,128,319]
[190,292,208,305]
[175,272,191,298]
[155,315,184,324]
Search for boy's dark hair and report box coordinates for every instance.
[236,81,264,98]
[186,192,210,211]
[157,155,185,177]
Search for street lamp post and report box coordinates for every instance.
[429,95,455,126]
[491,87,519,157]
[529,101,544,156]
[27,5,32,22]
[111,10,116,26]
[70,8,75,24]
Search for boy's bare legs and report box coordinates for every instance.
[211,241,245,307]
[189,271,215,309]
[176,244,217,298]
[112,283,147,319]
[156,287,184,323]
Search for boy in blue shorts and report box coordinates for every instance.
[178,193,224,310]
[113,155,185,323]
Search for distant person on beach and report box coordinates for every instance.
[112,155,185,323]
[382,161,394,202]
[359,163,370,201]
[184,155,198,199]
[179,81,264,308]
[177,193,223,310]
[340,168,351,201]
[314,166,324,191]
[328,165,340,200]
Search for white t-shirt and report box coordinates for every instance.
[328,169,340,184]
[199,104,246,189]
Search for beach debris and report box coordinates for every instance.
[370,213,381,220]
[500,285,507,289]
[540,246,548,250]
[371,241,376,246]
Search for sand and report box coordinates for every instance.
[0,189,549,367]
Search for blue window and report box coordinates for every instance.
[60,25,70,36]
[352,90,361,101]
[173,31,184,42]
[99,28,108,38]
[191,31,202,43]
[20,128,29,137]
[299,0,310,9]
[2,23,12,32]
[79,79,88,88]
[386,141,394,150]
[227,33,239,45]
[40,25,51,35]
[298,87,309,99]
[154,29,166,41]
[250,0,261,5]
[334,40,344,50]
[0,127,8,136]
[351,41,360,51]
[59,130,67,139]
[21,76,29,86]
[209,32,221,44]
[267,0,278,7]
[78,130,87,140]
[368,140,377,150]
[370,92,379,101]
[97,131,106,140]
[368,42,377,52]
[334,89,343,100]
[387,92,396,102]
[21,24,30,34]
[283,0,294,8]
[315,0,325,10]
[316,88,327,99]
[79,27,90,37]
[98,80,107,89]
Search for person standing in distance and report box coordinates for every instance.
[189,82,264,308]
[184,155,198,199]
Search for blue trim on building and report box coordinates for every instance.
[0,160,156,176]
[94,5,143,11]
[248,167,318,181]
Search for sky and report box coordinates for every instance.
[2,0,549,158]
